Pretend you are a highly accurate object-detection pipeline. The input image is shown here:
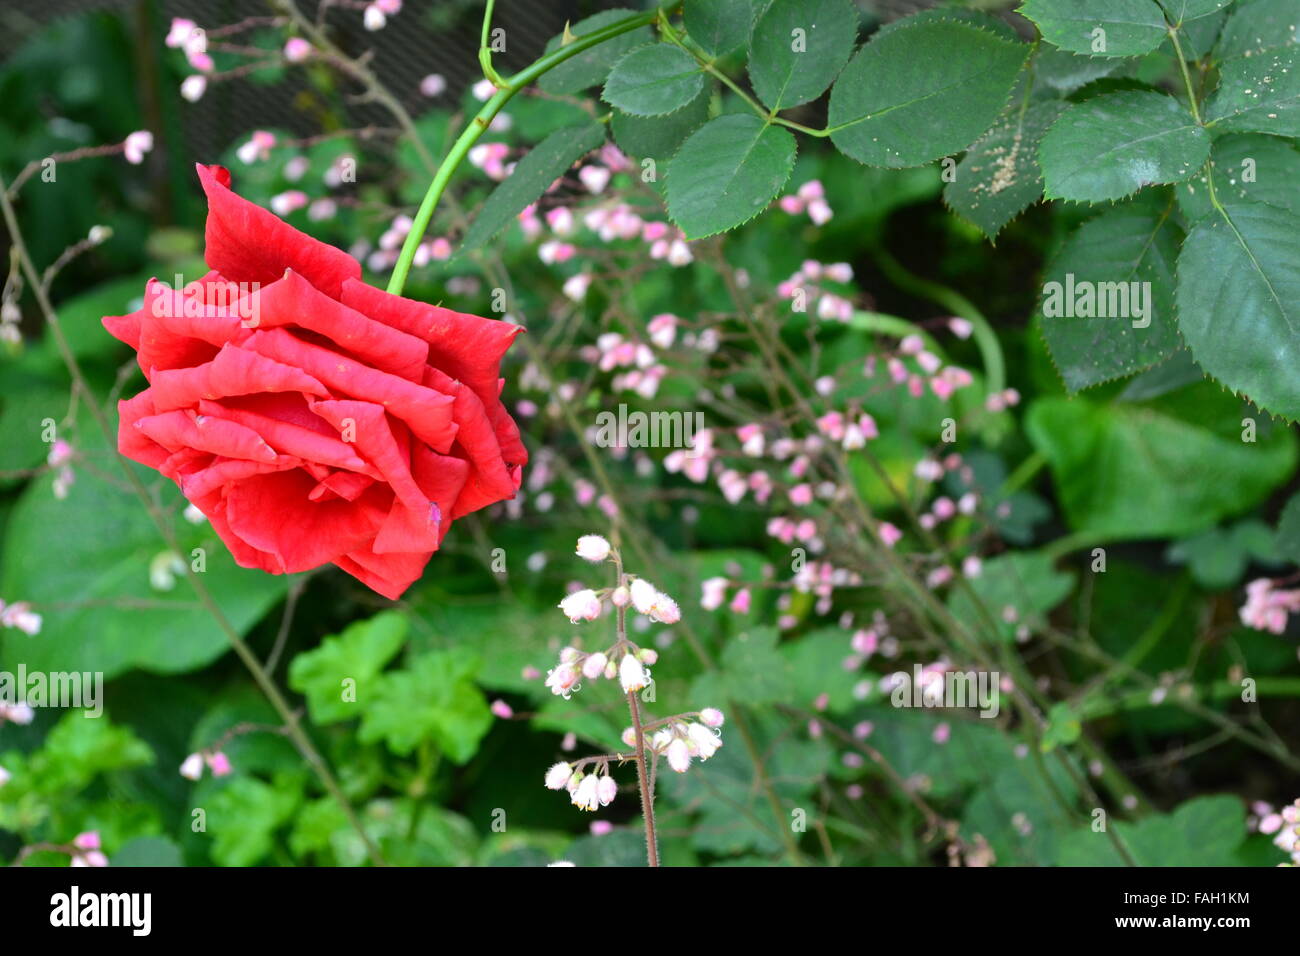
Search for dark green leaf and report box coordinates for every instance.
[1205,46,1300,137]
[945,99,1066,239]
[1177,201,1300,418]
[1039,199,1184,390]
[666,113,796,238]
[611,89,711,163]
[602,44,704,116]
[1019,0,1168,57]
[1039,90,1210,201]
[683,0,755,55]
[1177,133,1300,221]
[747,0,857,110]
[828,19,1029,167]
[1216,0,1299,60]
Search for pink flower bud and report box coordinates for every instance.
[545,762,572,790]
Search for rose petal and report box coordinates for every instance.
[339,278,522,416]
[197,164,361,298]
[149,343,329,411]
[241,328,457,453]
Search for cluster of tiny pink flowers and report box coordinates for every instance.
[1239,578,1300,635]
[877,333,977,402]
[546,761,620,812]
[364,214,453,273]
[577,331,670,399]
[777,179,833,225]
[70,831,109,868]
[0,598,41,635]
[544,641,656,700]
[179,749,233,781]
[778,259,855,321]
[1253,798,1300,865]
[556,535,680,627]
[641,707,725,773]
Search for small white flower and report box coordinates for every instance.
[123,131,153,165]
[666,737,692,773]
[596,775,617,806]
[686,722,722,760]
[629,578,657,615]
[581,652,607,680]
[545,663,580,700]
[575,535,611,562]
[571,773,601,811]
[619,654,649,693]
[699,707,724,728]
[180,75,207,102]
[558,589,601,623]
[179,752,204,781]
[544,762,572,790]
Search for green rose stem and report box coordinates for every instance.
[386,4,679,297]
[0,174,387,868]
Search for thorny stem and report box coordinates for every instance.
[0,172,387,868]
[613,549,659,867]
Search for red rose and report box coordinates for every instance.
[103,164,527,599]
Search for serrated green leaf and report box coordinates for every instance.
[1026,386,1297,536]
[1039,200,1184,391]
[827,19,1029,168]
[611,89,711,162]
[1034,47,1124,93]
[1177,133,1300,221]
[602,44,703,117]
[666,114,796,238]
[1161,0,1236,22]
[1020,0,1168,57]
[747,0,857,110]
[359,649,491,763]
[538,10,653,95]
[1177,201,1300,418]
[1039,90,1210,201]
[287,611,407,724]
[1216,0,1298,60]
[946,99,1065,239]
[1205,46,1300,137]
[459,122,604,253]
[684,0,755,55]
